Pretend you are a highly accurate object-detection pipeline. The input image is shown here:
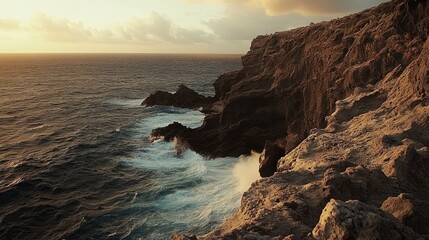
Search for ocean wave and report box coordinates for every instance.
[106,98,145,108]
[120,107,260,238]
[0,54,243,240]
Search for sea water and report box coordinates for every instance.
[0,54,260,240]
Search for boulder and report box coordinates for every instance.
[312,199,421,240]
[171,233,197,240]
[381,193,429,234]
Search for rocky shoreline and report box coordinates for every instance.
[144,0,429,239]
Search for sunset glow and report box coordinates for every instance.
[0,0,386,53]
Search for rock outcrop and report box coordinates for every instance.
[142,84,213,109]
[381,193,429,234]
[312,199,420,240]
[143,0,429,238]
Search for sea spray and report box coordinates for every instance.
[124,107,263,238]
[106,98,146,107]
[233,151,262,192]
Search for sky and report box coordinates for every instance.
[0,0,386,54]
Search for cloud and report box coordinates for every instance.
[256,0,387,15]
[126,12,214,43]
[30,12,214,44]
[0,18,21,30]
[186,0,386,15]
[195,0,386,42]
[30,13,114,42]
[204,5,332,40]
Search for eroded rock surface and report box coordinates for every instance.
[381,193,429,234]
[312,199,420,240]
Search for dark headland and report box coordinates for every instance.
[143,0,429,239]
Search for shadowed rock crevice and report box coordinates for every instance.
[258,141,285,177]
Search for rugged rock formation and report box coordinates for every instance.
[142,0,429,238]
[147,0,429,160]
[312,199,420,239]
[198,39,429,240]
[381,193,429,234]
[151,122,189,142]
[171,233,197,240]
[142,84,213,109]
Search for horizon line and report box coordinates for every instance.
[0,52,244,56]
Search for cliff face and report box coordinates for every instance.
[199,36,429,239]
[144,0,429,238]
[150,0,428,161]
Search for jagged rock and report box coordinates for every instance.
[258,142,285,177]
[171,233,197,240]
[312,199,421,240]
[213,70,246,100]
[319,165,392,204]
[386,144,429,196]
[150,122,188,142]
[321,168,354,201]
[329,90,387,124]
[142,84,213,109]
[381,193,429,234]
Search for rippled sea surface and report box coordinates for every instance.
[0,54,260,240]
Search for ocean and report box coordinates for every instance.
[0,54,261,240]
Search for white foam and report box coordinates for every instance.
[130,107,205,146]
[233,151,262,192]
[123,107,261,237]
[28,124,45,130]
[140,107,205,130]
[106,98,145,107]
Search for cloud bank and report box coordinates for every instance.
[0,18,20,30]
[31,12,214,44]
[187,0,387,15]
[0,0,387,53]
[257,0,386,15]
[204,6,332,40]
[127,12,214,43]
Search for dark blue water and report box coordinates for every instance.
[0,54,260,239]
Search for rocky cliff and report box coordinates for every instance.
[144,0,429,238]
[151,0,428,160]
[198,36,429,239]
